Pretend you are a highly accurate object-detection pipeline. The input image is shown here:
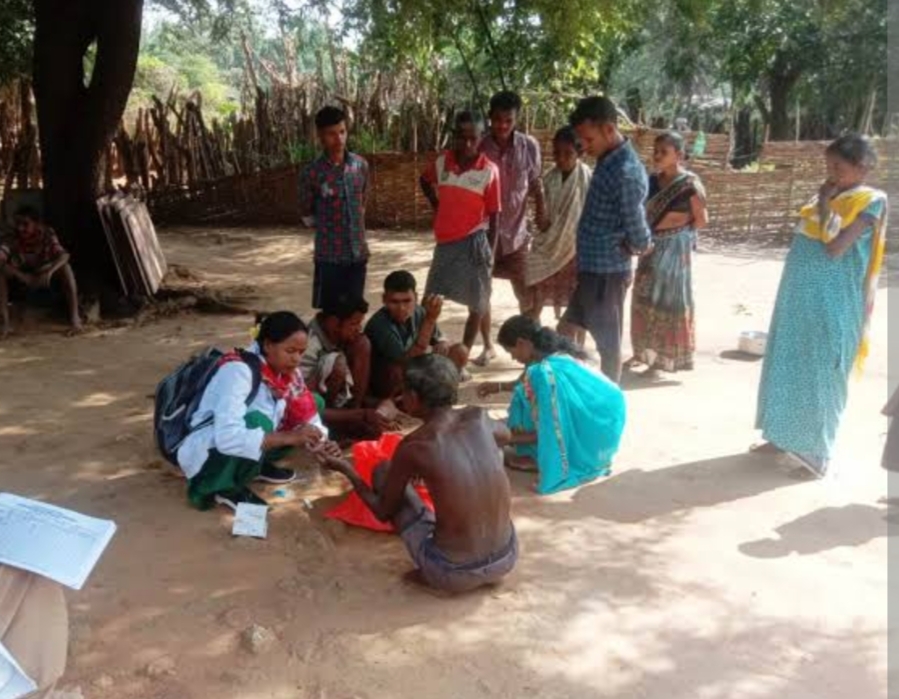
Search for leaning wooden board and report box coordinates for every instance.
[111,194,167,294]
[99,194,145,295]
[97,193,167,297]
[97,196,131,294]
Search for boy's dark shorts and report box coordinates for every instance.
[312,260,367,310]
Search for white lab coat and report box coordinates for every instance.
[176,354,327,479]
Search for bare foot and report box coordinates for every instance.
[623,357,643,371]
[749,441,783,455]
[65,316,85,337]
[472,348,496,368]
[504,454,538,473]
[640,367,663,380]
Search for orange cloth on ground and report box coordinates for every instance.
[325,433,434,532]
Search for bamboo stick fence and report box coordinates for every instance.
[2,80,896,243]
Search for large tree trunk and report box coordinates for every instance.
[767,73,798,141]
[33,0,144,296]
[731,105,755,169]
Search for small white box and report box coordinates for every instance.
[232,503,269,539]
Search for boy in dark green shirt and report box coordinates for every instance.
[365,271,468,399]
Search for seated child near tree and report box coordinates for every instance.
[365,270,468,400]
[0,206,82,338]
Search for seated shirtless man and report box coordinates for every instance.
[321,354,517,593]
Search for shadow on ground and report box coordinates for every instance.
[529,453,801,524]
[739,503,894,558]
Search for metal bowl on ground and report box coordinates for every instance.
[738,330,768,356]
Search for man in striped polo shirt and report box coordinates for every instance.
[420,111,501,364]
[478,91,545,366]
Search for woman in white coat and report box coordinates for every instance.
[178,311,340,510]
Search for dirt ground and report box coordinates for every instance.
[0,226,892,699]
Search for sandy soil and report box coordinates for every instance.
[0,226,892,699]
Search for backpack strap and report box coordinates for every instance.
[182,351,263,445]
[238,350,264,407]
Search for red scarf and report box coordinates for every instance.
[219,350,318,431]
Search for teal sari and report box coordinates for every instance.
[508,354,626,494]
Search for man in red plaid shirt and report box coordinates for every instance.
[299,107,370,310]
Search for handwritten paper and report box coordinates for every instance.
[0,494,117,591]
[0,641,37,699]
[232,503,268,539]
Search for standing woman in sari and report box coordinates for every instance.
[525,127,592,326]
[755,134,888,478]
[477,316,626,495]
[628,132,708,375]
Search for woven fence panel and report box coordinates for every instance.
[149,165,300,226]
[147,137,898,241]
[366,152,434,228]
[758,140,899,237]
[532,127,731,171]
[146,152,799,235]
[148,156,439,229]
[632,129,732,170]
[698,167,796,241]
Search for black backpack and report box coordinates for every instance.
[154,348,263,466]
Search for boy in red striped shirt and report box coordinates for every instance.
[420,112,501,361]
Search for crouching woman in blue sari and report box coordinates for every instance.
[477,316,626,494]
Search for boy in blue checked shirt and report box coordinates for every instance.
[559,96,652,383]
[299,106,370,310]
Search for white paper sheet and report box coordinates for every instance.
[0,641,37,699]
[0,494,117,591]
[232,503,268,539]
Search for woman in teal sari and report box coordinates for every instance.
[477,316,626,494]
[754,134,888,478]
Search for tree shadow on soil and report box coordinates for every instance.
[620,371,682,391]
[739,503,894,558]
[532,453,801,524]
[719,349,763,363]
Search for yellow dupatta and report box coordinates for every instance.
[797,185,888,373]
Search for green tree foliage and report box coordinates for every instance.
[0,0,34,83]
[611,0,887,139]
[793,0,888,135]
[2,0,888,141]
[611,0,723,123]
[130,20,238,120]
[338,0,645,101]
